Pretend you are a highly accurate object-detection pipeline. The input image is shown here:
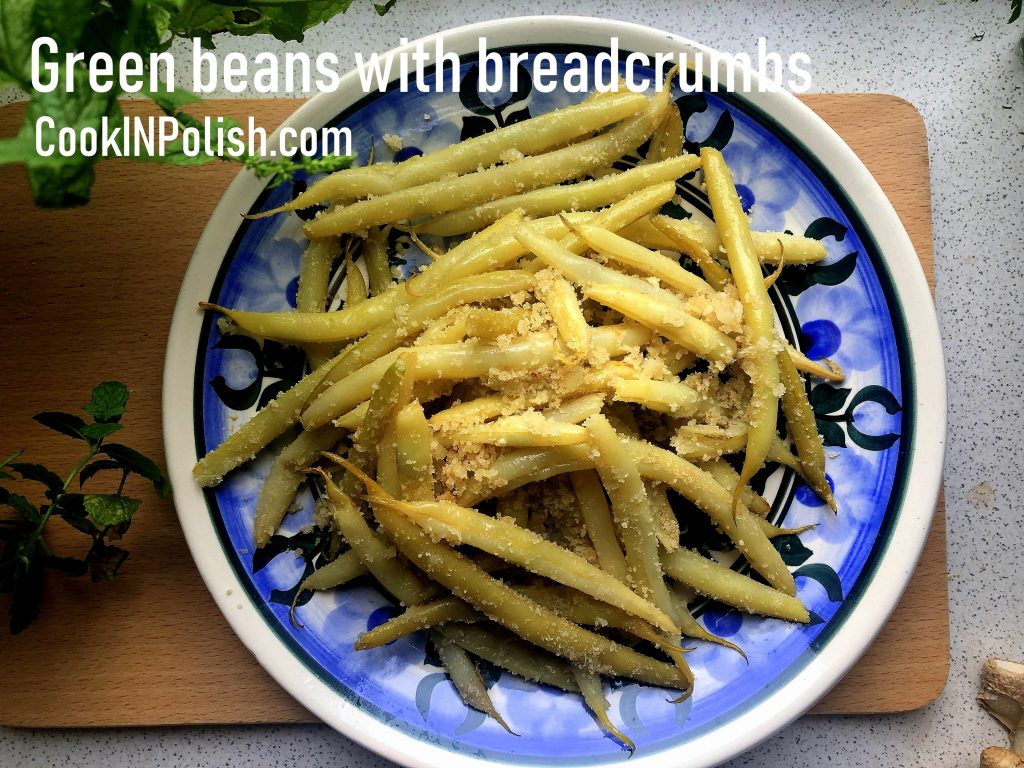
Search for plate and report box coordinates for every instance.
[163,16,946,768]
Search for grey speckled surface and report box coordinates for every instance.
[2,1,1022,766]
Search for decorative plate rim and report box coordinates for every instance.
[163,16,947,768]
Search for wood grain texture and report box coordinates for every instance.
[0,95,946,728]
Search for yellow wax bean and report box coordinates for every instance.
[268,91,648,214]
[701,147,781,508]
[662,548,809,622]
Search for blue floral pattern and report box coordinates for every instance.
[194,48,910,762]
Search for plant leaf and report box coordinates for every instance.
[0,0,38,89]
[83,494,140,527]
[55,493,101,536]
[9,463,64,497]
[1011,0,1022,23]
[169,0,357,44]
[88,544,129,582]
[9,541,44,634]
[78,459,124,487]
[33,411,86,440]
[83,380,129,423]
[0,488,40,522]
[80,422,124,442]
[32,0,95,50]
[100,444,171,498]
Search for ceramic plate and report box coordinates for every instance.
[163,17,946,768]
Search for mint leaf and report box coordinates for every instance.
[88,543,129,582]
[83,494,140,527]
[143,85,204,117]
[9,463,64,497]
[80,422,124,442]
[32,0,95,50]
[9,542,44,634]
[101,444,171,498]
[78,459,124,487]
[54,494,101,536]
[32,411,86,440]
[0,0,38,89]
[0,489,40,522]
[170,0,357,43]
[83,381,130,423]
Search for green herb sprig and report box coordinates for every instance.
[0,0,393,207]
[0,381,170,634]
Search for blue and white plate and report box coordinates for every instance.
[163,17,946,768]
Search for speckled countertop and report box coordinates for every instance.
[2,1,1022,766]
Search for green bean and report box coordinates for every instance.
[357,476,677,634]
[253,424,342,547]
[419,156,698,237]
[458,445,593,506]
[192,360,336,487]
[438,624,579,693]
[758,518,816,539]
[394,401,434,502]
[778,349,837,511]
[356,597,478,650]
[304,86,671,237]
[569,470,629,582]
[314,466,433,607]
[568,219,713,297]
[297,550,367,592]
[573,669,635,753]
[625,438,796,596]
[697,458,771,517]
[345,253,367,306]
[787,342,845,382]
[647,216,731,290]
[214,270,535,347]
[296,237,340,370]
[434,632,515,734]
[667,584,746,657]
[341,460,684,688]
[662,548,809,623]
[612,378,704,418]
[266,91,648,214]
[701,147,781,512]
[644,106,684,164]
[631,215,828,265]
[586,415,678,624]
[364,226,393,296]
[338,358,406,500]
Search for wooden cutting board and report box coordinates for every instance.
[0,94,946,727]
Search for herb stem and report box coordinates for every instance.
[25,442,101,552]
